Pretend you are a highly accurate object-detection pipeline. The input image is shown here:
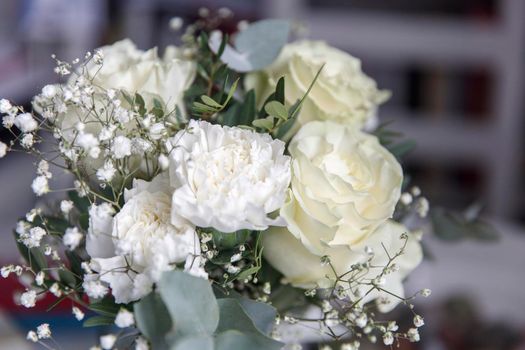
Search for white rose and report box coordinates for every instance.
[59,39,195,131]
[283,121,402,254]
[88,173,200,303]
[262,220,422,312]
[245,40,390,138]
[87,39,195,113]
[168,120,291,232]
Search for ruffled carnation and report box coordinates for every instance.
[168,120,291,232]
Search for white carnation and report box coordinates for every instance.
[14,113,38,133]
[168,120,291,232]
[89,173,200,303]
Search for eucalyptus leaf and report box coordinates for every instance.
[209,20,290,72]
[216,299,283,349]
[216,329,283,350]
[171,335,214,350]
[135,292,173,349]
[431,207,499,242]
[158,271,219,337]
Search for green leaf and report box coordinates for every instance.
[431,207,499,242]
[121,90,134,106]
[158,271,219,337]
[237,90,257,126]
[58,269,77,288]
[83,315,115,327]
[387,140,416,159]
[153,98,163,110]
[289,64,325,120]
[274,116,296,140]
[252,116,274,130]
[216,299,282,349]
[135,292,173,349]
[217,33,229,58]
[135,93,146,115]
[236,298,277,335]
[275,77,285,104]
[150,107,164,118]
[171,335,214,350]
[193,102,218,114]
[89,297,120,317]
[235,266,260,282]
[209,20,290,72]
[201,95,223,109]
[216,329,283,350]
[264,101,288,121]
[223,78,239,107]
[220,104,240,127]
[211,229,250,250]
[68,191,90,213]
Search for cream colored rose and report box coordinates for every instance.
[245,40,390,137]
[262,220,422,312]
[284,121,402,254]
[86,39,195,113]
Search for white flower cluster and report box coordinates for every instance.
[0,28,431,350]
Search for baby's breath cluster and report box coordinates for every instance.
[277,235,430,348]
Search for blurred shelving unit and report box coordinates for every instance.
[264,0,525,219]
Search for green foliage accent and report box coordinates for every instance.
[68,190,90,212]
[264,101,288,121]
[374,122,416,160]
[171,336,214,350]
[83,315,115,327]
[158,271,219,337]
[126,271,283,349]
[214,293,277,335]
[431,206,499,241]
[89,297,120,317]
[210,229,251,250]
[58,269,77,288]
[135,292,173,349]
[209,20,290,72]
[192,79,239,117]
[135,93,147,115]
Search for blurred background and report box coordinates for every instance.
[0,0,524,349]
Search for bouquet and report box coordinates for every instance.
[0,12,435,350]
